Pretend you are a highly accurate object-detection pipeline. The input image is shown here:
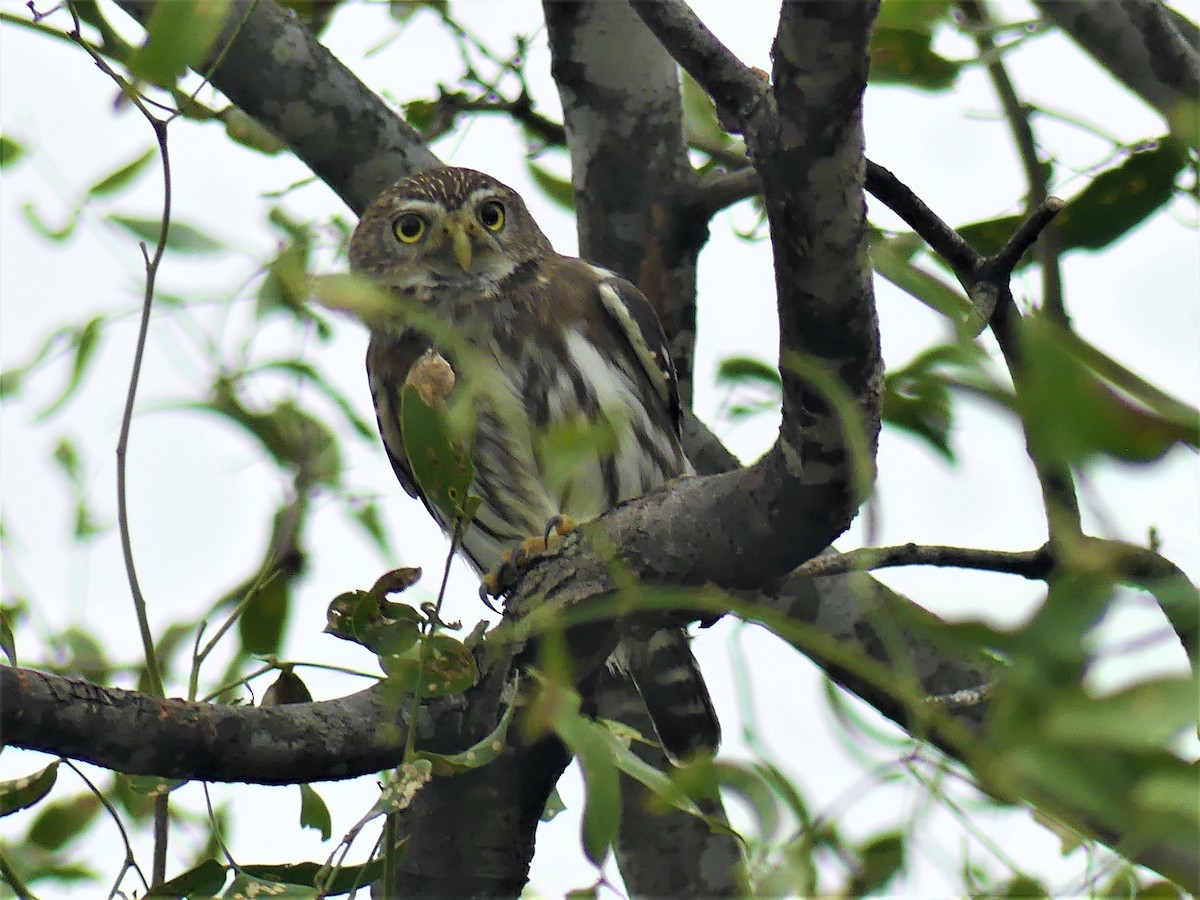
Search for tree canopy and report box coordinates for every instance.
[0,1,1197,898]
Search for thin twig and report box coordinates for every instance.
[66,2,169,701]
[960,0,1066,322]
[864,162,981,277]
[66,2,178,882]
[62,759,150,898]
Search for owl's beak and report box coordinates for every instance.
[444,216,474,272]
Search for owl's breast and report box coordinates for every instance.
[447,320,686,575]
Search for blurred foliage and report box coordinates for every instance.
[1,0,1197,897]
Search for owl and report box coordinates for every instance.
[349,166,719,763]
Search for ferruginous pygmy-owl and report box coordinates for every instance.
[349,166,719,762]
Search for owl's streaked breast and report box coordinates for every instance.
[442,299,687,574]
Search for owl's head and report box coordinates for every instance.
[349,167,554,294]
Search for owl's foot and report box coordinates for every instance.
[479,515,579,600]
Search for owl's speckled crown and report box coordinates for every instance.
[384,166,519,208]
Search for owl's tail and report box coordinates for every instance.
[611,628,720,765]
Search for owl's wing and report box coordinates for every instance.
[589,270,684,439]
[365,328,433,505]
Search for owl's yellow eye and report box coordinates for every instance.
[479,200,505,232]
[393,214,426,243]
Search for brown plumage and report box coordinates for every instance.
[349,166,719,763]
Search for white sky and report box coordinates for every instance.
[1,1,1197,897]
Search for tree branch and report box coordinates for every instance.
[1035,0,1200,127]
[543,0,703,404]
[114,0,438,214]
[634,0,885,584]
[960,0,1065,325]
[540,6,744,888]
[792,542,1055,580]
[592,672,745,898]
[1,667,403,782]
[627,0,772,133]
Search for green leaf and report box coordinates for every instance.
[1044,677,1197,751]
[715,762,781,841]
[198,386,342,487]
[537,418,618,497]
[959,139,1190,261]
[1133,767,1200,826]
[1017,316,1196,464]
[262,668,313,706]
[883,348,966,461]
[384,633,479,696]
[0,606,16,665]
[0,134,26,169]
[298,784,332,841]
[108,214,224,253]
[527,160,575,211]
[37,316,104,420]
[1054,138,1190,252]
[870,27,960,91]
[247,360,375,441]
[0,762,58,818]
[58,626,111,683]
[128,0,232,87]
[124,774,185,797]
[52,437,82,483]
[715,356,782,390]
[240,856,389,896]
[221,107,285,155]
[541,787,567,822]
[347,501,390,557]
[325,588,421,657]
[237,568,293,657]
[310,272,408,322]
[870,230,972,322]
[1001,874,1049,898]
[28,793,101,851]
[403,98,439,133]
[682,70,730,147]
[848,831,905,896]
[419,693,515,775]
[224,872,318,897]
[23,201,78,242]
[538,678,620,866]
[595,721,731,835]
[1137,880,1187,899]
[401,374,476,527]
[876,0,951,30]
[87,148,155,198]
[146,858,229,896]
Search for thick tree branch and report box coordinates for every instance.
[1035,0,1200,126]
[627,0,772,132]
[27,2,1192,892]
[1,667,403,783]
[592,672,744,898]
[631,0,885,585]
[543,0,703,404]
[541,6,745,888]
[114,0,438,214]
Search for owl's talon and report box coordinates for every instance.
[543,513,578,544]
[477,581,501,611]
[478,516,578,602]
